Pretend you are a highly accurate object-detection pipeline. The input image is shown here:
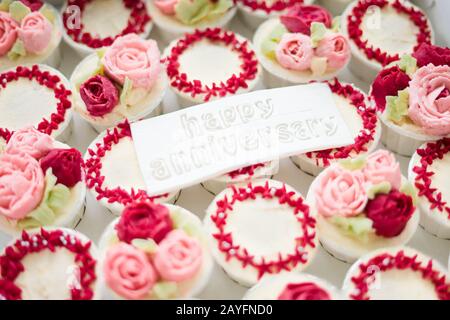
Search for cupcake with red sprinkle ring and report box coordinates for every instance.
[306,150,419,263]
[98,201,213,300]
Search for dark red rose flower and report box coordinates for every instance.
[40,148,83,188]
[371,66,411,111]
[116,201,173,244]
[80,75,119,117]
[20,0,44,11]
[366,190,415,238]
[280,4,332,35]
[278,282,331,300]
[412,43,450,68]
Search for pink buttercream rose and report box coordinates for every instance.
[102,34,161,89]
[154,0,179,15]
[315,33,351,70]
[0,153,45,220]
[5,127,53,160]
[314,166,368,217]
[104,243,157,300]
[275,33,314,71]
[363,150,401,190]
[153,230,202,282]
[18,12,52,54]
[408,64,450,136]
[0,12,18,56]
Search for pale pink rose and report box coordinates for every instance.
[315,33,351,70]
[5,127,53,159]
[275,33,314,71]
[314,166,368,217]
[363,150,401,190]
[153,230,202,282]
[102,34,161,89]
[104,243,157,300]
[18,12,52,54]
[408,64,450,136]
[0,12,19,56]
[0,153,45,220]
[154,0,179,15]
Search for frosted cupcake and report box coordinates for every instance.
[71,34,168,133]
[84,121,181,216]
[409,139,450,239]
[244,273,341,300]
[343,247,450,300]
[204,179,318,287]
[201,161,277,195]
[0,1,62,71]
[61,0,152,56]
[164,28,261,107]
[0,127,86,236]
[307,150,419,263]
[371,44,450,156]
[237,0,315,30]
[253,5,351,88]
[0,64,74,147]
[0,228,99,300]
[318,0,352,15]
[292,79,381,176]
[342,0,433,82]
[148,0,236,43]
[98,201,213,300]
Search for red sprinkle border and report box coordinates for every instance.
[238,0,305,14]
[210,181,316,279]
[227,163,266,179]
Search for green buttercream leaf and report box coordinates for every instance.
[310,22,327,47]
[74,58,104,90]
[96,47,107,60]
[131,238,158,254]
[171,209,201,237]
[7,39,26,60]
[367,182,392,199]
[152,281,178,300]
[175,0,210,25]
[120,77,132,105]
[339,156,367,171]
[398,54,417,76]
[0,0,12,11]
[39,4,55,23]
[9,1,31,22]
[331,16,341,32]
[209,0,233,16]
[330,215,374,239]
[386,89,409,124]
[261,24,287,60]
[48,184,71,210]
[400,181,418,205]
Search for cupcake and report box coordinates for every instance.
[306,150,419,263]
[343,247,450,300]
[201,161,277,195]
[98,201,213,300]
[71,34,168,133]
[0,1,62,71]
[0,64,74,145]
[0,227,99,300]
[237,0,315,30]
[0,127,86,236]
[409,138,450,239]
[342,0,434,82]
[292,79,381,176]
[244,273,341,300]
[204,179,318,287]
[148,0,237,43]
[371,44,450,156]
[84,121,181,216]
[253,5,351,88]
[164,28,262,107]
[61,0,152,56]
[318,0,352,15]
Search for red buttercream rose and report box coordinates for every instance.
[116,201,173,244]
[366,190,415,238]
[80,75,119,117]
[371,66,411,111]
[278,282,331,300]
[20,0,44,11]
[40,148,83,188]
[412,43,450,68]
[280,4,332,35]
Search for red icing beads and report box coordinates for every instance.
[227,163,266,179]
[239,0,305,14]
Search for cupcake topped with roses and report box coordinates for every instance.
[71,34,168,132]
[371,44,450,156]
[253,4,351,88]
[307,149,419,263]
[148,0,236,43]
[62,0,152,56]
[98,201,213,300]
[0,127,86,236]
[0,0,62,70]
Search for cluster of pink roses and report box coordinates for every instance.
[278,282,331,300]
[104,201,203,300]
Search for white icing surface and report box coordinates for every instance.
[429,153,450,211]
[81,0,130,38]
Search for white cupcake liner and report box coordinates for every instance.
[318,0,353,16]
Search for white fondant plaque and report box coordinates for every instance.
[131,83,353,196]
